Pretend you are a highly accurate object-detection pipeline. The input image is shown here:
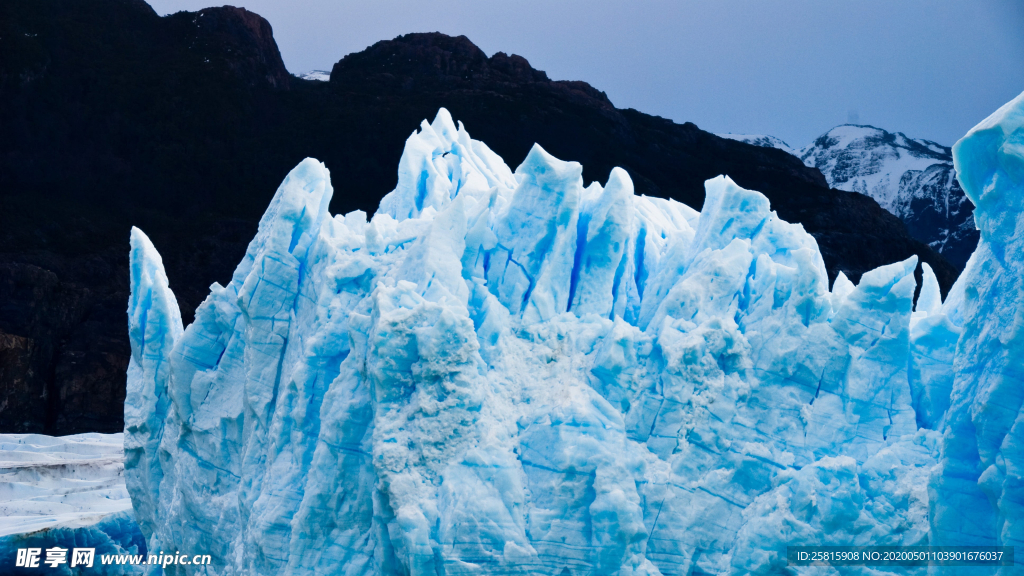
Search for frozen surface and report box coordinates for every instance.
[0,433,131,537]
[124,96,1023,575]
[0,433,145,573]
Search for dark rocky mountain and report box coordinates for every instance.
[894,164,977,269]
[0,0,957,434]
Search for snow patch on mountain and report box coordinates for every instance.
[799,125,978,268]
[716,133,797,156]
[297,70,330,81]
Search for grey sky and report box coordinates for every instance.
[149,0,1023,148]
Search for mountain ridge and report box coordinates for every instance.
[0,0,956,434]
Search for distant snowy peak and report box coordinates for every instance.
[722,124,977,269]
[798,124,951,212]
[798,125,977,269]
[717,133,796,156]
[297,70,330,81]
[804,124,949,157]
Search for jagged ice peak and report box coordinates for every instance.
[124,95,1024,575]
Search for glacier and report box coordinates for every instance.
[0,433,146,574]
[123,93,1024,575]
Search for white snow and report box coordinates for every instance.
[798,124,952,213]
[720,125,956,214]
[297,70,331,81]
[716,133,797,156]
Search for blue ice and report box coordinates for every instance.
[123,93,1024,575]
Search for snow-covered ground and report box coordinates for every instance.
[0,433,131,537]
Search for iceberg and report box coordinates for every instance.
[124,95,1024,575]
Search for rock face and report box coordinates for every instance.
[0,259,128,434]
[1,0,954,434]
[330,32,613,110]
[123,99,1022,575]
[0,0,289,435]
[182,5,292,89]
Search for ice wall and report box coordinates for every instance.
[928,91,1024,575]
[124,97,1023,575]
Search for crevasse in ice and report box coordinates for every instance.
[125,95,1024,575]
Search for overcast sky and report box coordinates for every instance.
[149,0,1023,148]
